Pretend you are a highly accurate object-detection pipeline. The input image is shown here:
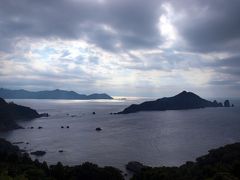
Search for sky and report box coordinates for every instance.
[0,0,240,97]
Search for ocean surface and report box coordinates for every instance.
[1,98,240,171]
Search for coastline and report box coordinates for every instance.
[1,138,240,179]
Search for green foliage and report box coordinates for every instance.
[131,143,240,180]
[25,168,45,180]
[0,138,124,180]
[0,155,124,180]
[0,171,12,180]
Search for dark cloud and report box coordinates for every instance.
[205,55,240,93]
[216,56,240,67]
[0,0,163,52]
[209,80,238,86]
[2,0,239,53]
[1,0,240,53]
[171,0,240,52]
[207,55,240,77]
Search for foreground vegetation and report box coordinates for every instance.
[1,138,240,180]
[132,143,240,180]
[0,138,123,180]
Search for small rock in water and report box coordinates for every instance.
[58,150,64,153]
[224,100,230,107]
[30,150,46,156]
[40,113,49,117]
[30,127,34,129]
[92,112,96,115]
[61,126,64,128]
[12,141,24,144]
[66,126,69,128]
[38,126,43,129]
[96,127,102,131]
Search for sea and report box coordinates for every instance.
[0,97,240,172]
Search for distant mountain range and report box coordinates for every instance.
[0,88,113,100]
[118,91,232,114]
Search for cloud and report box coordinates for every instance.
[0,0,240,97]
[170,0,240,52]
[0,0,163,52]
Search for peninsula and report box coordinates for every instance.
[118,91,231,114]
[0,97,47,131]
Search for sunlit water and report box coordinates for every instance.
[0,98,240,172]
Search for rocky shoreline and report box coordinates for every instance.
[0,138,240,179]
[0,138,123,179]
[0,97,48,131]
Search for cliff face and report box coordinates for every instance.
[119,91,227,114]
[0,97,42,131]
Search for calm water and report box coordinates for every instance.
[0,98,240,171]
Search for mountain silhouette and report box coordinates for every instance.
[0,88,113,100]
[118,91,227,114]
[0,97,46,130]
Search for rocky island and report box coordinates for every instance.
[118,91,232,114]
[0,97,47,131]
[0,88,113,100]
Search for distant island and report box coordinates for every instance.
[0,97,47,131]
[0,88,113,100]
[118,91,232,114]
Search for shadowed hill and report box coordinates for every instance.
[0,88,113,100]
[131,142,240,180]
[118,91,228,114]
[0,97,46,131]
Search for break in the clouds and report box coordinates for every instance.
[0,0,240,97]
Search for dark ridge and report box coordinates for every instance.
[0,138,21,155]
[0,88,113,100]
[0,97,46,131]
[118,91,231,114]
[131,142,240,179]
